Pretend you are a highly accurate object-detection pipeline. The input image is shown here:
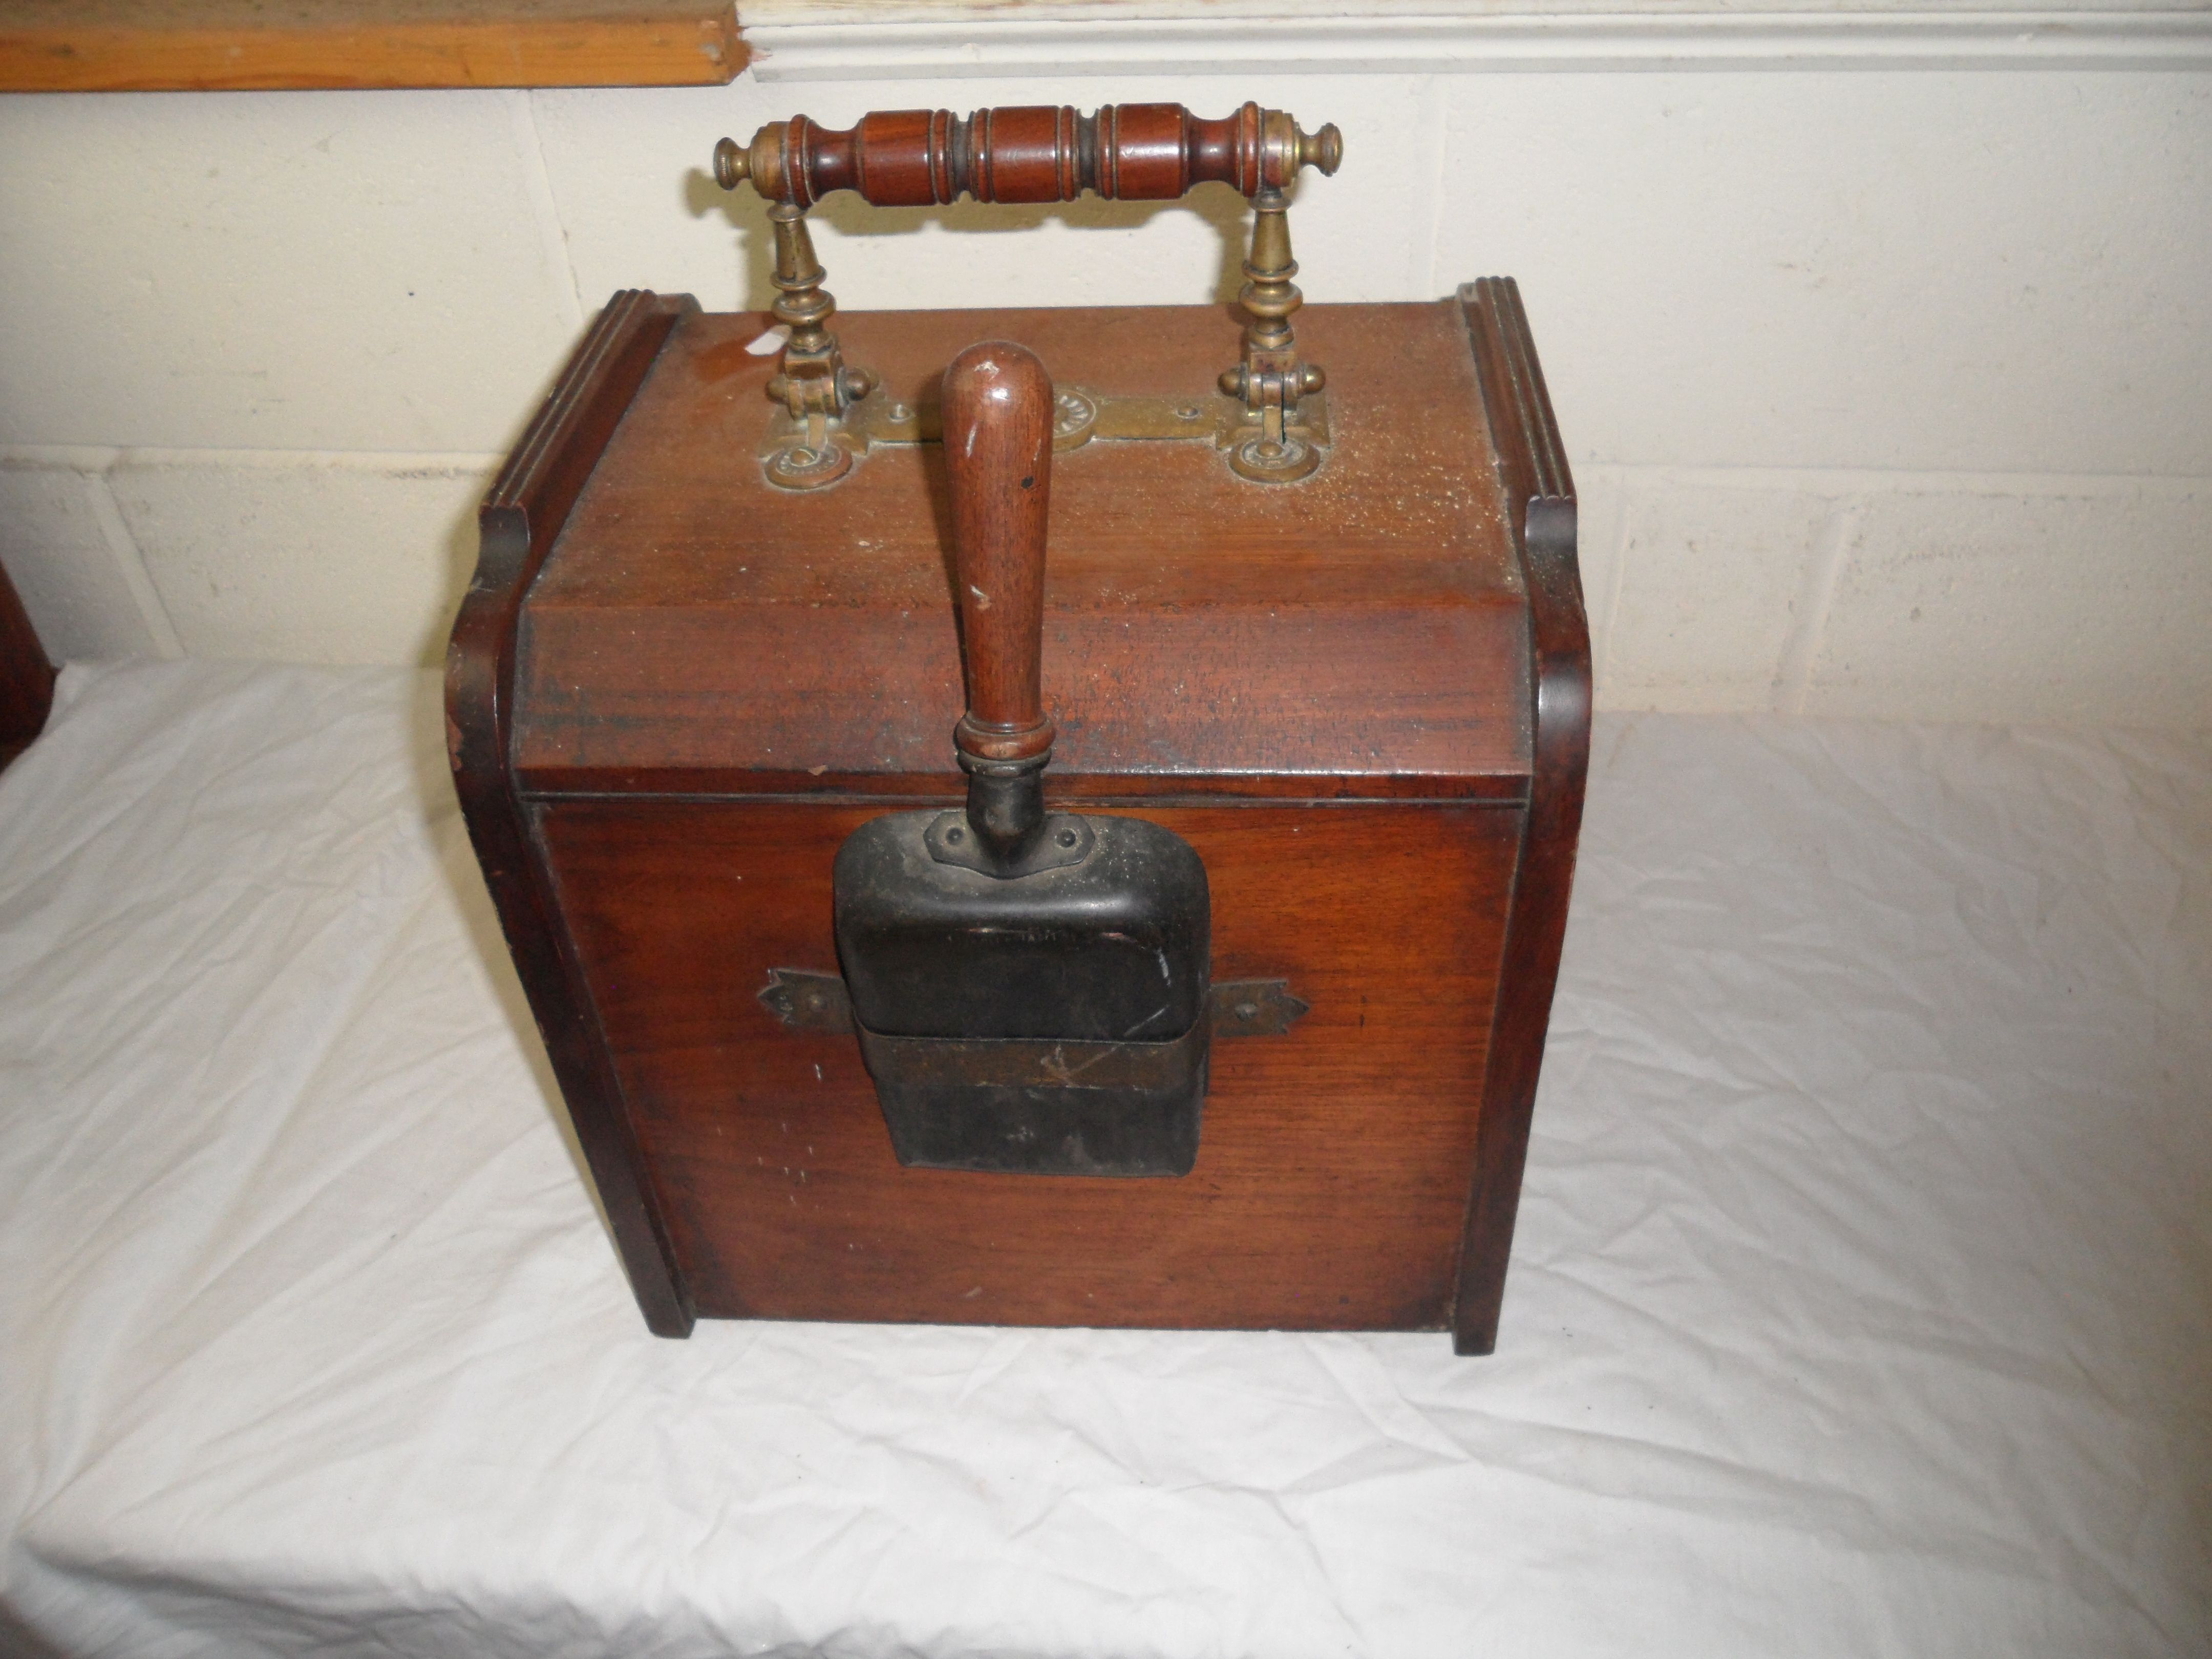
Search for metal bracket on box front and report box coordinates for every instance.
[1206,979,1310,1036]
[924,809,1095,877]
[758,968,1307,1038]
[759,967,855,1032]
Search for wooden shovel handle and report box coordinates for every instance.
[943,342,1055,766]
[715,103,1342,211]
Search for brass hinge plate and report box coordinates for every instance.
[759,382,1330,464]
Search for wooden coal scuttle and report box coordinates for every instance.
[448,103,1589,1354]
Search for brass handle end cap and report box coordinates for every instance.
[1303,122,1344,177]
[713,136,749,191]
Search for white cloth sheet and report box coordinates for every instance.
[1,661,2206,1658]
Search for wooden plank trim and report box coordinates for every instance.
[1452,276,1592,1356]
[0,1,744,91]
[446,288,701,1337]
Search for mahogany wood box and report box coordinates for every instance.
[448,282,1588,1355]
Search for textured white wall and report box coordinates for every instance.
[1,41,2207,725]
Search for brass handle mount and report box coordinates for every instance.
[713,103,1343,490]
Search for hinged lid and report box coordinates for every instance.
[511,299,1531,801]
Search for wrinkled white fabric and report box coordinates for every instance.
[1,662,2206,1658]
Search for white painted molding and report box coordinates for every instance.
[740,10,2212,79]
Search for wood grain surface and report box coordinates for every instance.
[1452,278,1592,1355]
[942,342,1056,763]
[537,798,1520,1330]
[0,0,743,91]
[738,103,1322,209]
[517,301,1530,799]
[447,290,700,1337]
[449,285,1590,1347]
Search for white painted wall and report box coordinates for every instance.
[2,22,2207,725]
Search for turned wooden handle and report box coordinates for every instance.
[716,102,1342,211]
[943,343,1055,766]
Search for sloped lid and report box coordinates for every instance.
[514,300,1530,799]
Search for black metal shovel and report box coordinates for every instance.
[832,342,1214,1177]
